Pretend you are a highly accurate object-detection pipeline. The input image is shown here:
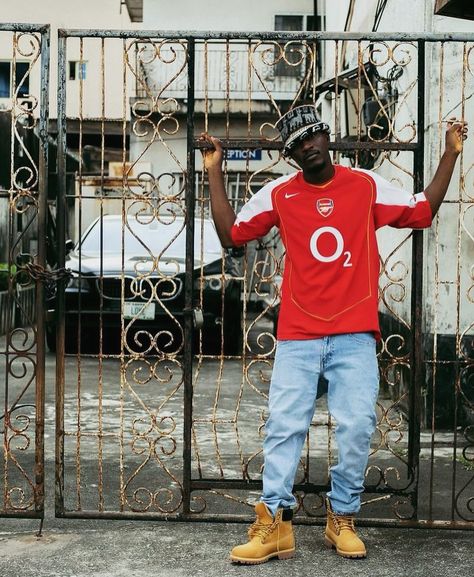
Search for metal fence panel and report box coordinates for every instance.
[52,30,473,528]
[0,23,49,518]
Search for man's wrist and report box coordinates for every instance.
[442,149,460,163]
[206,164,223,175]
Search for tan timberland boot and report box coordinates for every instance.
[324,498,367,559]
[229,502,295,564]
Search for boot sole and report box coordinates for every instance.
[230,548,295,564]
[324,537,366,559]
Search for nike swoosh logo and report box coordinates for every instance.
[284,192,300,199]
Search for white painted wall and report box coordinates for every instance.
[144,0,315,31]
[0,0,141,118]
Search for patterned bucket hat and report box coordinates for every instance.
[276,105,330,155]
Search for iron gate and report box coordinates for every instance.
[0,27,472,528]
[0,23,50,518]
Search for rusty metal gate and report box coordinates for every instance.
[0,23,50,518]
[1,27,473,529]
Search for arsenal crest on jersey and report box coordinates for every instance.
[316,198,334,217]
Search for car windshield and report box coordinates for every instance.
[78,216,222,259]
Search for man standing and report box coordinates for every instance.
[200,106,467,563]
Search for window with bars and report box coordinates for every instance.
[0,61,30,99]
[274,13,324,79]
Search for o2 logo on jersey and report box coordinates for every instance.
[316,198,334,217]
[309,226,352,267]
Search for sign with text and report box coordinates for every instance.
[225,149,262,161]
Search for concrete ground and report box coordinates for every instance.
[1,331,473,576]
[0,514,473,577]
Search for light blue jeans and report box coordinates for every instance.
[261,333,379,516]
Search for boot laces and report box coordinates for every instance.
[249,520,278,542]
[332,513,355,533]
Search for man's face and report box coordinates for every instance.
[289,131,330,172]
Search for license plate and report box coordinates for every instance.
[123,301,156,320]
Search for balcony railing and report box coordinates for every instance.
[134,42,315,102]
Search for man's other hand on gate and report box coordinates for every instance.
[445,117,468,155]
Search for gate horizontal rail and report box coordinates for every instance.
[57,30,474,41]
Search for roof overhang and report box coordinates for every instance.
[434,0,474,21]
[124,0,143,23]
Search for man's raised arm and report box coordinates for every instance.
[200,133,237,248]
[424,118,468,217]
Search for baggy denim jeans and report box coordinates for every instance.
[261,333,379,517]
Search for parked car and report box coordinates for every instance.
[46,214,243,355]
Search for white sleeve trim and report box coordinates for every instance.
[234,172,297,225]
[352,167,424,207]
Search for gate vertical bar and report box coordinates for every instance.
[408,39,426,516]
[183,37,196,516]
[34,24,51,515]
[55,31,67,517]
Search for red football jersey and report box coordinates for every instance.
[231,165,432,340]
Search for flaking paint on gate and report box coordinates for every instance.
[0,27,472,528]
